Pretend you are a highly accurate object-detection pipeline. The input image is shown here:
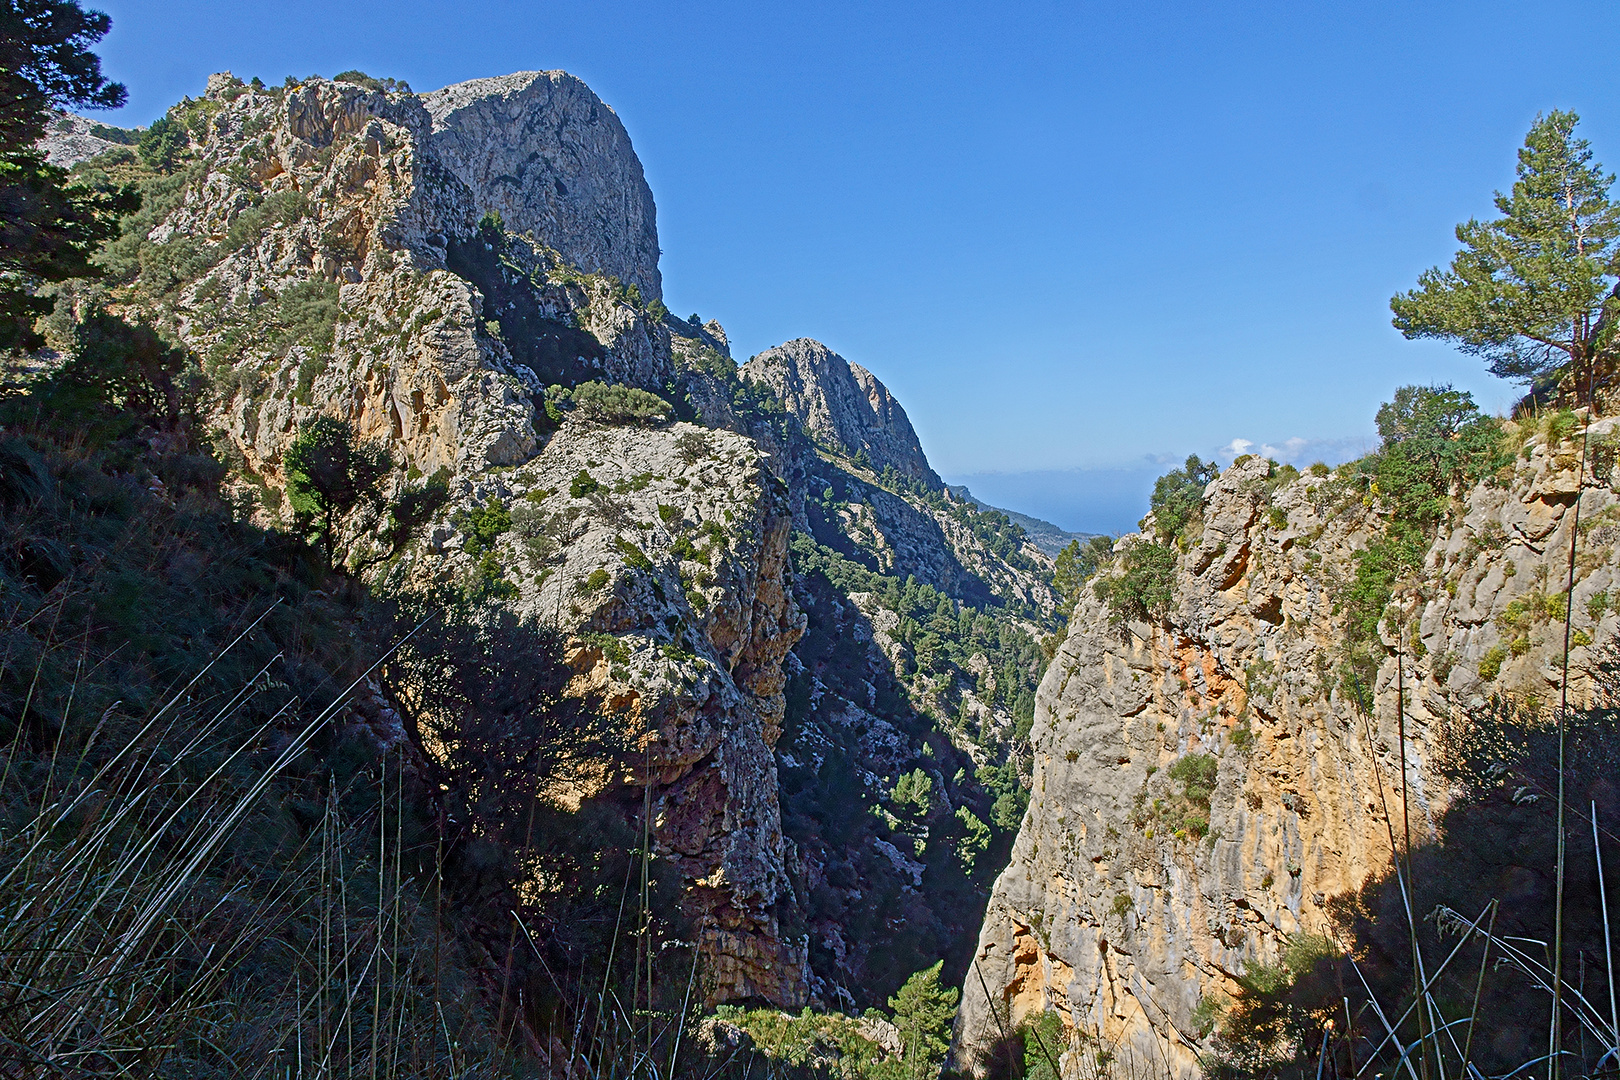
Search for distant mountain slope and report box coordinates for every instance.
[946,484,1097,556]
[741,338,940,486]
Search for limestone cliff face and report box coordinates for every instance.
[93,70,804,1007]
[412,417,811,1005]
[38,111,130,168]
[955,423,1620,1077]
[417,71,661,300]
[125,72,668,482]
[741,338,941,487]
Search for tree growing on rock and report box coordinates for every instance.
[1148,454,1218,543]
[1391,110,1620,400]
[885,960,959,1080]
[284,415,447,571]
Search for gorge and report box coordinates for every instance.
[16,49,1620,1080]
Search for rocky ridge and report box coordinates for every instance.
[56,66,1070,1015]
[742,338,941,487]
[64,69,802,1004]
[954,421,1620,1076]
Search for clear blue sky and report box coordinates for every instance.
[90,1,1620,532]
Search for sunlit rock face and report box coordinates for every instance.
[742,338,941,487]
[954,432,1620,1077]
[104,69,804,1007]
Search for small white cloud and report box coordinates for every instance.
[1219,438,1253,459]
[1259,436,1309,460]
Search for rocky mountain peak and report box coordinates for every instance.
[741,338,940,486]
[418,71,661,301]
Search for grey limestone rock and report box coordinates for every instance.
[741,338,941,487]
[953,425,1620,1077]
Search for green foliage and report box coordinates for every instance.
[954,805,990,871]
[15,306,202,440]
[0,0,136,352]
[1149,453,1218,542]
[1093,537,1178,624]
[584,567,610,591]
[136,114,186,171]
[1478,644,1506,680]
[716,964,957,1080]
[1391,110,1620,389]
[713,1006,892,1075]
[887,961,959,1080]
[458,498,511,555]
[973,758,1029,831]
[1051,534,1115,613]
[569,468,599,497]
[1338,386,1506,696]
[283,414,392,568]
[1191,993,1226,1038]
[1153,752,1217,839]
[547,379,671,424]
[580,630,629,664]
[331,69,411,93]
[891,767,934,817]
[1020,1009,1065,1080]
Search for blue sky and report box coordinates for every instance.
[91,1,1620,532]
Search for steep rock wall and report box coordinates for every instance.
[92,70,802,1007]
[955,424,1620,1077]
[741,338,941,487]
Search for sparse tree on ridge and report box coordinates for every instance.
[1391,110,1620,401]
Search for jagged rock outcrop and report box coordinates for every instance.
[412,416,811,1005]
[417,71,661,300]
[38,111,131,168]
[80,69,806,1007]
[90,71,669,482]
[741,339,941,487]
[954,423,1620,1077]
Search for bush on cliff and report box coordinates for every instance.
[1093,536,1177,625]
[545,378,671,425]
[1337,384,1507,701]
[1149,453,1218,544]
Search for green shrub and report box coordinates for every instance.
[614,536,654,574]
[569,469,599,497]
[459,499,512,555]
[1093,538,1178,623]
[332,70,411,93]
[580,630,629,664]
[1149,454,1218,542]
[583,567,610,591]
[1479,645,1507,680]
[891,767,934,816]
[549,380,671,425]
[137,115,186,170]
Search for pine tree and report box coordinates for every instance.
[1391,110,1620,395]
[887,960,959,1080]
[0,0,137,351]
